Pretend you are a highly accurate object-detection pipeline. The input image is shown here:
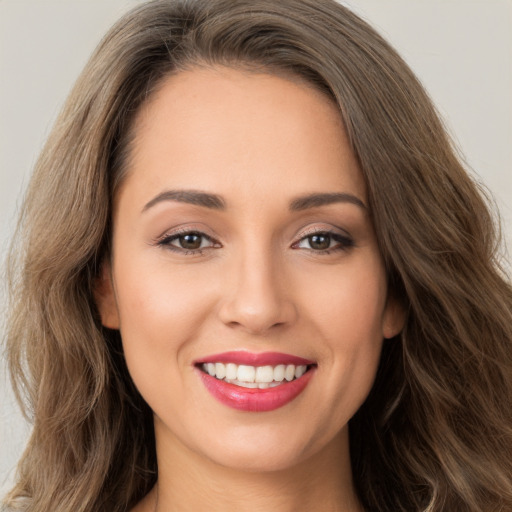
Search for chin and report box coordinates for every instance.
[210,446,307,474]
[195,423,330,474]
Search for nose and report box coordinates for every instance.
[217,247,297,335]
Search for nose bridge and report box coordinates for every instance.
[218,236,296,333]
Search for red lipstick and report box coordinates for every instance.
[195,351,316,412]
[196,350,315,366]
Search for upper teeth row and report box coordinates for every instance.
[202,363,308,383]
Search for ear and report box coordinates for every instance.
[94,262,120,329]
[382,295,406,340]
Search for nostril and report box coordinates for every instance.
[216,279,298,334]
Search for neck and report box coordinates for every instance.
[145,417,363,512]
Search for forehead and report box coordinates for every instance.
[119,66,365,210]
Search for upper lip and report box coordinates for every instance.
[195,350,316,366]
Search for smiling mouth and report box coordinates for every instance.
[197,362,315,389]
[194,351,317,411]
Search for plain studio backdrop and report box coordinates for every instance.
[1,0,511,496]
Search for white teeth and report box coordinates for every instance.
[215,363,226,379]
[237,365,256,382]
[295,365,307,378]
[239,381,258,389]
[255,365,274,383]
[225,363,237,380]
[201,362,312,386]
[285,364,295,381]
[225,379,259,388]
[274,364,285,382]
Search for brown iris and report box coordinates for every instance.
[178,233,203,250]
[308,234,331,250]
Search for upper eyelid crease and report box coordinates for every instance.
[156,230,218,245]
[155,228,353,254]
[298,225,352,239]
[294,231,354,247]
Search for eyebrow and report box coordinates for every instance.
[142,189,366,213]
[142,189,226,212]
[289,192,366,211]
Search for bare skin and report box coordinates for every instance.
[132,429,360,512]
[96,67,403,512]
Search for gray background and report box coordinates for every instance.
[1,0,511,496]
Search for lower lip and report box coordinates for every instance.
[197,368,315,412]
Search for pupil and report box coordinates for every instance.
[181,234,202,249]
[309,234,330,250]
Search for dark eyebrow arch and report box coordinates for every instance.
[289,192,367,211]
[142,189,226,212]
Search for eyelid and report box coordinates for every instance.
[151,226,222,256]
[151,223,353,255]
[153,224,217,244]
[291,224,355,253]
[294,224,352,241]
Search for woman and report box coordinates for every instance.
[3,0,512,510]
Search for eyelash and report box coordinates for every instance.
[155,228,354,256]
[291,229,354,254]
[155,229,219,256]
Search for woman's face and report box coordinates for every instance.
[97,67,403,472]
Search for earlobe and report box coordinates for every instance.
[382,296,406,340]
[94,262,120,329]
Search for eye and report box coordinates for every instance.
[173,232,208,250]
[156,230,219,253]
[294,231,354,253]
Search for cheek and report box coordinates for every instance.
[300,252,388,342]
[116,252,213,328]
[297,255,387,423]
[112,256,216,389]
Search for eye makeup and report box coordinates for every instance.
[152,225,354,257]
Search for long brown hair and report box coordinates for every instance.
[4,1,512,510]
